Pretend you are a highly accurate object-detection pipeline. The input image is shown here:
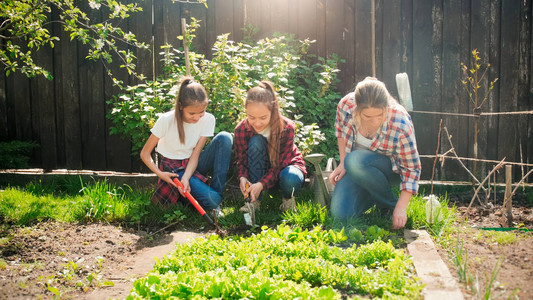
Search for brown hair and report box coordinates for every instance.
[174,76,208,144]
[245,81,284,168]
[353,77,394,126]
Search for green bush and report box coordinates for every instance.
[107,20,342,158]
[0,141,38,169]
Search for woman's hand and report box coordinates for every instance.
[328,163,346,186]
[392,190,412,230]
[392,206,408,230]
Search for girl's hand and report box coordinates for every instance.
[329,164,346,186]
[248,182,264,202]
[239,177,249,196]
[178,177,191,196]
[160,172,178,188]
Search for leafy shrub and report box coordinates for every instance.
[107,20,342,158]
[0,141,38,169]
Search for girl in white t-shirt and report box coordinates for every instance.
[140,77,233,214]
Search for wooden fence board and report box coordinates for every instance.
[354,0,373,83]
[530,1,533,166]
[342,0,356,94]
[439,0,463,181]
[188,2,208,57]
[271,0,290,34]
[326,0,345,83]
[381,0,402,97]
[470,0,492,178]
[153,0,181,78]
[232,0,244,42]
[374,0,383,79]
[486,0,501,162]
[412,0,440,178]
[0,60,7,141]
[400,0,413,79]
[215,0,234,37]
[298,0,317,55]
[316,0,327,59]
[288,0,299,35]
[518,0,531,175]
[498,0,520,167]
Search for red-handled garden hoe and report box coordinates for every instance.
[172,177,214,226]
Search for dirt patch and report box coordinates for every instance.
[438,190,533,299]
[0,222,203,299]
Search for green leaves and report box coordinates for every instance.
[128,225,422,299]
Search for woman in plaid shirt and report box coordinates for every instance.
[328,77,421,229]
[234,81,307,213]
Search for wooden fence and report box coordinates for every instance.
[1,0,532,182]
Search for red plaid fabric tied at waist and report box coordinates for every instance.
[159,156,208,183]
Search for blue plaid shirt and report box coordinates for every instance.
[335,92,421,193]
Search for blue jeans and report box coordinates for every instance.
[330,149,400,220]
[177,131,233,210]
[248,135,304,199]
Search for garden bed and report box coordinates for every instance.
[0,177,532,299]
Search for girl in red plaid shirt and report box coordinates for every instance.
[234,81,307,213]
[140,77,232,215]
[328,77,421,229]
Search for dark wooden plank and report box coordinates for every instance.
[131,0,154,81]
[381,0,402,97]
[354,0,372,83]
[342,0,356,94]
[206,0,217,60]
[517,0,531,179]
[325,0,345,90]
[439,0,463,181]
[187,1,208,55]
[298,0,317,55]
[497,0,520,168]
[29,12,57,170]
[374,0,383,79]
[51,6,65,168]
[260,0,272,38]
[486,0,501,163]
[288,0,299,35]
[470,0,492,178]
[0,65,7,141]
[54,11,82,169]
[78,1,106,170]
[316,0,326,58]
[529,0,533,168]
[232,0,244,42]
[243,0,262,38]
[271,0,289,34]
[215,0,234,37]
[400,0,413,79]
[411,0,441,180]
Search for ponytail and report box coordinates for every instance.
[174,76,208,144]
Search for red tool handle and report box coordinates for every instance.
[172,177,214,226]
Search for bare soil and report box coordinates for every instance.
[0,190,531,299]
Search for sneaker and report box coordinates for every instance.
[214,206,225,218]
[239,201,261,213]
[280,197,296,212]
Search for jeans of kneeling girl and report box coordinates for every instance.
[151,131,233,209]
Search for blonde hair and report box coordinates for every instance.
[174,76,208,144]
[245,81,284,168]
[353,77,394,127]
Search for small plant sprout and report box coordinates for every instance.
[460,49,498,176]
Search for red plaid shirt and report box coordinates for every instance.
[335,92,421,194]
[234,116,307,189]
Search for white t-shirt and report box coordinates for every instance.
[353,131,373,150]
[151,110,215,160]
